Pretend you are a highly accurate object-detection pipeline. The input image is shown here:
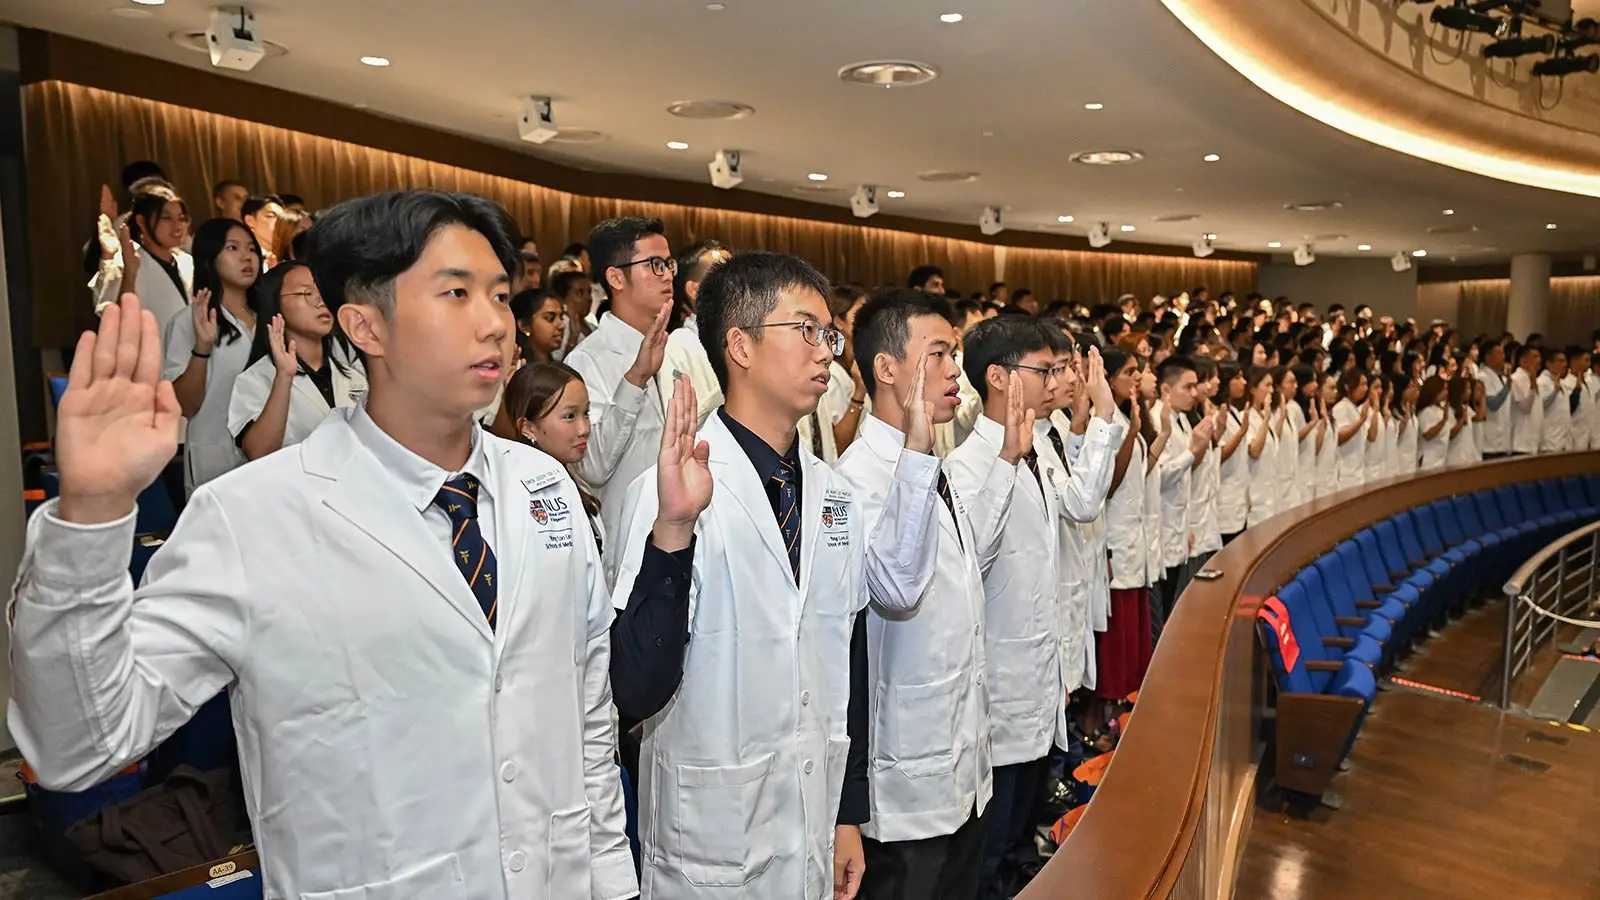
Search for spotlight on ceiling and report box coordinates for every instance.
[1391,251,1414,273]
[708,149,743,190]
[1293,243,1316,267]
[850,184,879,219]
[1430,1,1503,35]
[1087,222,1112,248]
[1484,33,1556,58]
[1192,234,1216,258]
[1532,53,1600,76]
[517,96,558,144]
[979,206,1005,236]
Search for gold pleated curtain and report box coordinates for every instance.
[1548,277,1600,347]
[1456,279,1511,340]
[26,80,1256,349]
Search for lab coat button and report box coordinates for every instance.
[973,623,981,635]
[494,673,504,693]
[800,690,811,706]
[804,759,815,774]
[501,761,518,782]
[508,851,527,873]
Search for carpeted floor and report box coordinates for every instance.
[0,813,86,900]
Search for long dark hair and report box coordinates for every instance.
[1101,345,1134,418]
[247,261,351,373]
[189,218,263,346]
[1291,363,1317,419]
[504,361,601,521]
[128,190,186,250]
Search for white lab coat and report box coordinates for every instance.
[664,326,721,428]
[946,415,1119,767]
[1418,406,1450,471]
[1189,413,1222,555]
[1331,398,1366,490]
[566,314,665,584]
[1510,368,1543,455]
[609,412,936,900]
[1538,370,1572,453]
[90,244,194,335]
[1216,408,1249,533]
[1104,407,1148,590]
[1363,414,1388,485]
[1154,406,1194,569]
[1566,373,1591,452]
[795,391,842,467]
[1280,403,1305,510]
[227,352,368,450]
[837,415,1012,843]
[1478,368,1511,455]
[1245,413,1279,529]
[7,409,635,900]
[1395,413,1420,476]
[163,308,253,490]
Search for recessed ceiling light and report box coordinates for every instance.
[1057,215,1074,223]
[1284,201,1344,212]
[1442,208,1455,215]
[360,56,390,67]
[1204,233,1218,241]
[1267,241,1283,248]
[1357,243,1372,251]
[131,0,164,4]
[917,169,981,183]
[1120,225,1137,233]
[838,60,940,88]
[807,173,829,182]
[886,190,906,199]
[666,141,689,150]
[1203,153,1221,162]
[1069,149,1145,166]
[1412,249,1428,257]
[940,13,964,23]
[110,7,154,16]
[666,100,756,120]
[1084,102,1104,111]
[1547,223,1559,230]
[705,2,726,9]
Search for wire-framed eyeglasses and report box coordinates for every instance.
[744,320,846,356]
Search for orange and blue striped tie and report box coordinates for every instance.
[434,474,498,630]
[770,457,801,584]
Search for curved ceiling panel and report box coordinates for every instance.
[1161,0,1600,198]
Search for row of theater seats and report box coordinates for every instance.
[1255,473,1600,802]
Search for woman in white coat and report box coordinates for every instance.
[229,262,367,458]
[1215,363,1251,544]
[1274,366,1303,511]
[1096,348,1153,703]
[1244,366,1279,529]
[91,189,193,334]
[162,219,261,490]
[1315,373,1340,498]
[1416,376,1452,471]
[1331,369,1374,491]
[1394,376,1421,476]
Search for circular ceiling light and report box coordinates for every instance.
[1069,150,1145,166]
[1267,241,1283,248]
[547,128,607,144]
[131,0,165,4]
[170,30,289,57]
[940,13,964,23]
[1284,201,1344,212]
[1357,244,1372,251]
[838,60,940,88]
[807,173,828,181]
[1204,233,1218,241]
[1057,215,1074,223]
[1412,249,1428,257]
[1442,208,1455,215]
[1546,223,1559,230]
[916,169,981,183]
[666,141,689,150]
[1152,213,1200,222]
[705,2,726,8]
[359,56,390,67]
[666,99,755,120]
[1120,225,1137,232]
[1084,102,1104,111]
[1203,153,1221,162]
[886,190,906,199]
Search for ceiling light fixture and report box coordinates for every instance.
[1057,215,1074,223]
[940,13,964,23]
[1357,243,1372,251]
[666,100,755,120]
[359,56,390,67]
[1120,225,1137,232]
[1203,153,1221,162]
[131,0,165,4]
[1442,208,1455,215]
[1268,241,1283,248]
[1412,249,1428,257]
[886,190,906,199]
[1204,233,1218,240]
[1547,223,1559,229]
[1069,150,1145,166]
[705,2,726,9]
[838,60,941,88]
[1084,102,1104,111]
[807,173,829,182]
[666,141,690,150]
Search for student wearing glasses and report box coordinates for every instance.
[608,251,942,900]
[227,261,367,459]
[565,217,677,583]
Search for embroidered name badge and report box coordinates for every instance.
[521,470,563,494]
[529,495,572,528]
[824,487,853,504]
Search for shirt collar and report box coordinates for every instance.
[975,414,1005,448]
[350,404,490,513]
[859,414,906,455]
[595,310,645,355]
[718,408,797,484]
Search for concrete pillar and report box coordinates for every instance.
[0,194,25,753]
[1507,253,1551,339]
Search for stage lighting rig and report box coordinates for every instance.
[1532,52,1600,75]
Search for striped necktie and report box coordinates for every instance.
[770,456,802,584]
[1047,426,1068,473]
[936,470,963,550]
[1022,448,1046,499]
[434,474,499,630]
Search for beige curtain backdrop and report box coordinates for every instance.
[1455,277,1594,345]
[26,81,1257,348]
[1456,279,1511,340]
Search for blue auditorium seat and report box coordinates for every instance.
[1259,590,1375,771]
[1278,580,1384,671]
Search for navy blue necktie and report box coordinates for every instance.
[1047,426,1069,475]
[434,474,499,630]
[1022,448,1046,500]
[936,470,963,550]
[770,457,802,584]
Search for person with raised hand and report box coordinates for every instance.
[9,190,714,900]
[835,289,1024,900]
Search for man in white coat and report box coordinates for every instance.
[567,217,677,582]
[836,290,1030,900]
[608,252,943,900]
[1510,345,1544,456]
[945,316,1123,897]
[7,191,681,899]
[1151,356,1215,620]
[1537,348,1572,454]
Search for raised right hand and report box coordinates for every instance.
[191,289,219,355]
[267,315,298,381]
[625,298,672,388]
[56,293,181,525]
[999,371,1035,464]
[654,374,712,551]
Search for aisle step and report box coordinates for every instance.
[1527,657,1600,723]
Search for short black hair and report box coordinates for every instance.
[121,160,165,191]
[852,289,955,398]
[211,179,246,199]
[953,298,983,320]
[278,193,305,207]
[988,281,1006,294]
[550,269,591,300]
[588,217,666,300]
[697,250,831,392]
[962,315,1054,402]
[241,195,284,219]
[562,242,588,260]
[671,239,730,329]
[304,189,520,333]
[1156,354,1198,387]
[907,264,944,290]
[1012,288,1035,304]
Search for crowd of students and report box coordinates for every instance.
[11,169,1598,900]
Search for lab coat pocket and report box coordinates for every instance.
[297,852,463,900]
[886,672,961,778]
[989,632,1051,712]
[675,754,776,887]
[547,805,594,896]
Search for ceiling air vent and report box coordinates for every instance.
[838,60,941,88]
[1284,200,1344,212]
[1152,213,1200,223]
[1070,150,1145,166]
[916,170,982,183]
[666,100,755,120]
[548,128,607,144]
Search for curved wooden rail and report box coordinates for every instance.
[1023,452,1600,900]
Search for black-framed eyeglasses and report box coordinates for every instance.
[1009,362,1066,380]
[745,320,846,356]
[614,256,678,278]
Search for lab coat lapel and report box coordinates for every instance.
[798,448,825,598]
[487,442,533,656]
[308,419,495,644]
[703,415,794,583]
[291,372,332,418]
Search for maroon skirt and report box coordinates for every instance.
[1094,587,1154,699]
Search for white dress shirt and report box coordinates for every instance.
[1215,407,1249,534]
[1331,398,1367,490]
[663,325,721,427]
[1417,405,1450,470]
[1153,404,1194,570]
[1538,370,1572,453]
[1510,368,1543,455]
[1477,368,1511,455]
[1104,407,1148,589]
